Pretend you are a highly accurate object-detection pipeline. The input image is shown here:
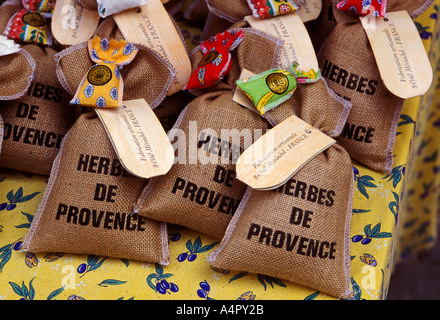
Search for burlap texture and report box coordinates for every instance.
[134,28,284,240]
[184,0,209,23]
[203,20,354,298]
[265,77,352,138]
[152,90,195,132]
[22,112,170,264]
[206,0,307,22]
[0,45,77,176]
[0,0,21,33]
[205,0,252,22]
[73,0,97,10]
[305,0,338,52]
[208,143,354,298]
[54,17,177,109]
[136,91,269,240]
[201,11,234,41]
[207,61,354,299]
[317,20,404,173]
[0,48,36,100]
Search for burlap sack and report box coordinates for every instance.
[73,0,186,13]
[133,28,290,240]
[22,112,170,263]
[305,0,338,52]
[0,44,76,176]
[0,0,22,36]
[153,90,194,132]
[207,64,354,300]
[317,0,434,173]
[0,47,36,100]
[54,17,176,110]
[184,0,209,23]
[201,11,234,41]
[206,0,306,22]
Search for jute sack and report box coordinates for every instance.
[153,90,195,133]
[184,0,209,23]
[22,112,170,263]
[208,76,354,300]
[0,0,21,36]
[317,0,434,173]
[305,0,338,52]
[133,28,287,240]
[0,44,77,176]
[54,17,176,110]
[0,46,36,101]
[206,0,306,22]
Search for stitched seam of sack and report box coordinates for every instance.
[134,43,178,109]
[385,99,404,174]
[0,114,3,150]
[159,222,171,265]
[21,129,71,251]
[339,168,355,300]
[0,49,36,101]
[323,77,353,137]
[54,41,88,96]
[204,0,241,23]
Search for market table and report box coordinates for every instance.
[0,0,439,301]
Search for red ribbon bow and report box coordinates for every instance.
[336,0,387,17]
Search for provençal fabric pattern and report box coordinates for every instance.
[0,1,439,301]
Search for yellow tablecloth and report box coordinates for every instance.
[0,1,439,301]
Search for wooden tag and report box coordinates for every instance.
[360,11,433,99]
[95,99,174,179]
[113,0,191,95]
[245,13,318,70]
[51,0,100,45]
[236,115,335,190]
[296,0,322,22]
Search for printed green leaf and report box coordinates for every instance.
[304,291,320,300]
[47,286,64,300]
[9,281,25,297]
[186,239,193,252]
[98,279,127,287]
[229,271,248,283]
[146,273,159,292]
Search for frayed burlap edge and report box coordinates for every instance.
[54,42,177,109]
[0,49,36,101]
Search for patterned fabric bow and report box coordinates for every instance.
[184,30,245,90]
[336,0,387,17]
[247,0,300,19]
[3,0,54,45]
[236,62,321,115]
[71,36,138,108]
